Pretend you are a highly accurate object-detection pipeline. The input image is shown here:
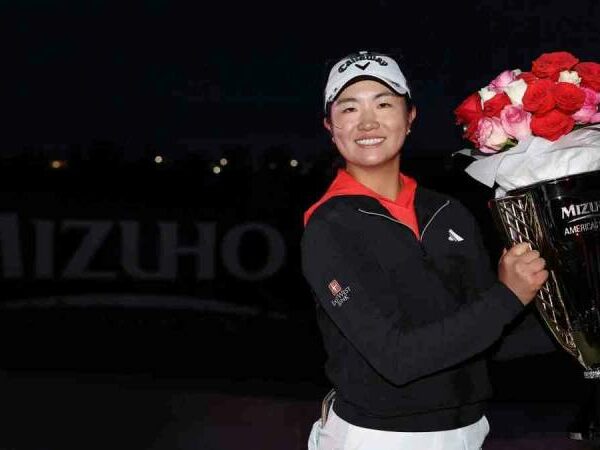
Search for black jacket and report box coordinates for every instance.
[301,186,554,431]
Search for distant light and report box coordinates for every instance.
[213,166,222,174]
[219,158,228,166]
[290,159,298,167]
[50,160,67,169]
[154,155,163,164]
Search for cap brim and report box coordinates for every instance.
[325,75,410,112]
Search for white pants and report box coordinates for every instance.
[308,407,490,450]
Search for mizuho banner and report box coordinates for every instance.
[0,213,286,283]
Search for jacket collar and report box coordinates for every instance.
[304,169,417,226]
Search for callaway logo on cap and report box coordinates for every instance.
[324,50,411,111]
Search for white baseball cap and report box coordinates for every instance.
[324,51,411,112]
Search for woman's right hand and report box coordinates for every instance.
[498,242,549,305]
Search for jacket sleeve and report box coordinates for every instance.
[491,306,559,360]
[461,207,560,361]
[301,219,524,387]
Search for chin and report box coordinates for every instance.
[352,159,394,170]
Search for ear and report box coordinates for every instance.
[323,117,333,134]
[407,106,417,129]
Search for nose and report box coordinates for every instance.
[357,108,379,131]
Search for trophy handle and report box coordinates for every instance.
[489,193,586,369]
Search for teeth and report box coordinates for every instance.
[356,138,385,145]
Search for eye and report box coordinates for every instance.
[378,102,393,109]
[341,106,357,113]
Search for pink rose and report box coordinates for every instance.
[572,87,600,123]
[476,117,510,153]
[489,70,518,92]
[500,105,532,140]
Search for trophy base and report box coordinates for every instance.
[568,405,600,442]
[584,369,600,379]
[568,376,600,443]
[568,429,600,442]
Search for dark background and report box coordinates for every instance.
[5,0,600,159]
[1,1,600,448]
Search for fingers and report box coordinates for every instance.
[514,254,546,277]
[527,257,546,272]
[504,244,541,264]
[517,250,541,265]
[518,260,548,284]
[532,269,549,285]
[506,242,531,256]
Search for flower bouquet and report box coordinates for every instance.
[454,51,600,376]
[454,51,600,197]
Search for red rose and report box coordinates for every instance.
[517,71,538,84]
[483,93,512,117]
[551,82,586,114]
[575,62,600,91]
[464,119,480,146]
[454,93,483,125]
[531,51,579,80]
[531,110,575,141]
[522,79,556,114]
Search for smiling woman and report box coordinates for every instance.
[300,50,556,450]
[321,51,415,200]
[326,80,415,183]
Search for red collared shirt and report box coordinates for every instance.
[304,169,420,239]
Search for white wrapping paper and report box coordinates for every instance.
[457,125,600,198]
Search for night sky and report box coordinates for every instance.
[5,0,600,161]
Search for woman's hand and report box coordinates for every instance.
[498,242,549,305]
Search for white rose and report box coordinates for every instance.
[558,70,582,85]
[502,79,528,106]
[478,86,496,105]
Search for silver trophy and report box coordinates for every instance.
[489,170,600,378]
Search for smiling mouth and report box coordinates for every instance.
[355,137,386,146]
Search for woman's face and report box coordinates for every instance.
[325,79,416,171]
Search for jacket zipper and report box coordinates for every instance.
[357,200,450,254]
[420,200,450,241]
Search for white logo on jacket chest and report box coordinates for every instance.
[448,229,464,242]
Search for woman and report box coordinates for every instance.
[301,50,551,449]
